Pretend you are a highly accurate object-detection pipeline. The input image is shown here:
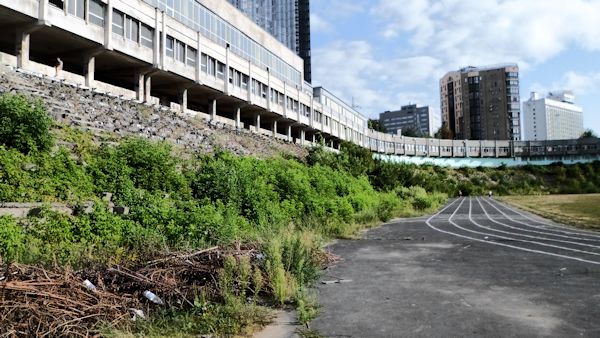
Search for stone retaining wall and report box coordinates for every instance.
[0,64,308,159]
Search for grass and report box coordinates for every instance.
[498,194,600,230]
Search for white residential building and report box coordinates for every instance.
[523,91,584,141]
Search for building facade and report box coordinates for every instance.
[228,0,311,83]
[440,64,521,141]
[1,1,597,164]
[380,104,434,136]
[523,91,583,141]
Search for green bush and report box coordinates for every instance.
[0,216,25,263]
[0,93,53,154]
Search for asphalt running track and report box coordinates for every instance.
[312,198,600,337]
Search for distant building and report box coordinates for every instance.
[440,64,521,140]
[380,104,434,136]
[523,91,584,140]
[228,0,312,83]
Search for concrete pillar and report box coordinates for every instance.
[495,140,499,158]
[266,68,271,111]
[179,88,188,113]
[235,106,241,129]
[480,140,483,158]
[16,30,30,69]
[287,125,292,142]
[312,134,316,143]
[160,11,166,70]
[282,82,287,118]
[254,113,261,133]
[272,120,277,137]
[38,0,49,24]
[144,75,152,103]
[195,31,201,83]
[225,44,230,95]
[135,72,144,101]
[84,55,95,87]
[153,8,160,66]
[210,99,217,121]
[300,129,305,145]
[104,0,113,49]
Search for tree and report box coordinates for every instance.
[580,129,598,139]
[434,124,453,139]
[368,119,387,133]
[400,126,426,138]
[0,93,54,154]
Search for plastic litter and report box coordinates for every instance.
[143,290,164,305]
[82,279,96,291]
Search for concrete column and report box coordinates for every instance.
[210,99,217,121]
[84,55,95,87]
[135,72,144,101]
[85,0,90,23]
[38,0,49,24]
[495,140,499,158]
[195,31,201,83]
[312,134,316,143]
[247,60,252,102]
[287,125,292,142]
[152,8,160,66]
[235,106,241,129]
[282,82,287,117]
[160,11,166,70]
[179,88,188,113]
[480,140,484,158]
[272,120,277,137]
[254,113,261,133]
[104,0,113,49]
[300,129,305,145]
[224,44,231,95]
[266,68,271,111]
[144,75,152,103]
[16,30,30,69]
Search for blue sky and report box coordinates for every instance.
[310,0,600,136]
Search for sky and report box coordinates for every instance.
[309,0,600,136]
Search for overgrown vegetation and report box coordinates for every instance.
[5,91,596,335]
[0,93,446,335]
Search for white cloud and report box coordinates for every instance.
[372,0,600,68]
[310,13,332,33]
[312,40,442,118]
[558,72,600,96]
[528,71,600,100]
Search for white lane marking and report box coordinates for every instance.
[425,198,600,266]
[473,197,600,248]
[465,197,600,257]
[491,199,600,237]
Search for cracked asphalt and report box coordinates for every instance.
[312,197,600,337]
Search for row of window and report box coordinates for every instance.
[50,0,105,27]
[143,0,302,86]
[113,10,155,48]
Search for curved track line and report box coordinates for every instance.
[425,198,600,266]
[492,199,600,237]
[473,197,600,248]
